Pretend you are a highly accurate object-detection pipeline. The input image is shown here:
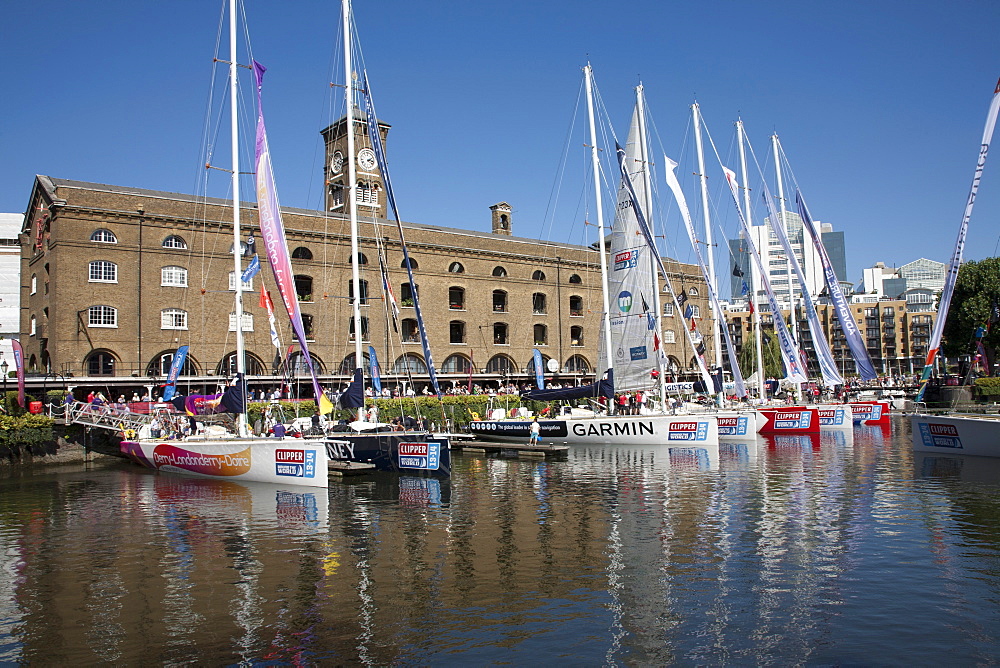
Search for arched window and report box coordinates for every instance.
[569,295,583,316]
[533,324,548,346]
[401,258,419,270]
[348,316,369,342]
[89,260,117,283]
[449,286,465,310]
[353,252,368,265]
[688,287,700,296]
[492,290,507,313]
[348,279,369,305]
[526,353,550,374]
[160,308,188,330]
[570,325,584,346]
[338,353,371,375]
[401,318,418,343]
[217,352,264,376]
[493,322,509,345]
[485,354,515,375]
[400,282,414,307]
[286,351,323,375]
[161,266,188,287]
[29,315,36,336]
[88,305,117,328]
[691,305,701,317]
[565,355,591,373]
[532,270,546,281]
[441,354,472,373]
[532,293,547,314]
[450,321,466,344]
[85,350,116,376]
[568,273,582,284]
[229,312,254,332]
[90,229,117,243]
[292,246,313,260]
[393,354,427,373]
[492,266,507,277]
[162,235,187,249]
[295,275,313,301]
[30,274,36,295]
[448,261,465,274]
[148,350,198,376]
[228,270,253,291]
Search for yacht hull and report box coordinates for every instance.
[469,414,719,446]
[911,413,1000,457]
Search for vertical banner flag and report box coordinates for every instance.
[162,345,189,402]
[253,61,332,414]
[11,339,25,408]
[369,346,382,394]
[363,71,441,397]
[918,77,1000,400]
[533,349,545,390]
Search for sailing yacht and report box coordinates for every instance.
[469,68,718,447]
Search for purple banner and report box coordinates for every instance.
[11,339,25,408]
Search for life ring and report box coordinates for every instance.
[123,428,137,440]
[470,411,481,421]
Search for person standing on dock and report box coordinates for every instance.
[529,417,540,446]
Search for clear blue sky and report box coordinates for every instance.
[3,0,998,293]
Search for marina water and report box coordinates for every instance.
[2,416,999,664]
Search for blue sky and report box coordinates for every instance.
[3,0,998,295]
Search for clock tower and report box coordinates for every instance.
[321,109,390,214]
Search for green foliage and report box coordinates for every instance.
[974,376,1000,397]
[737,327,785,379]
[2,391,38,417]
[0,414,55,451]
[942,258,1000,362]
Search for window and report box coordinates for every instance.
[30,274,36,295]
[353,253,369,265]
[91,229,117,243]
[295,275,313,302]
[565,355,590,373]
[400,282,414,306]
[568,274,582,284]
[532,270,546,281]
[302,314,314,340]
[401,318,418,343]
[228,312,254,332]
[348,279,369,305]
[691,305,701,317]
[663,303,674,316]
[527,353,550,374]
[161,308,188,330]
[292,247,313,260]
[493,322,509,345]
[492,266,507,277]
[533,324,548,346]
[228,271,253,291]
[86,351,116,376]
[664,330,676,344]
[88,305,118,328]
[219,352,264,376]
[449,286,465,310]
[569,295,583,317]
[162,235,187,249]
[348,316,369,342]
[688,287,700,296]
[450,320,466,344]
[338,353,372,375]
[89,260,117,283]
[357,182,380,206]
[393,354,427,373]
[442,354,472,373]
[30,316,36,336]
[570,325,583,346]
[161,266,188,287]
[402,258,419,270]
[493,290,507,312]
[448,261,465,274]
[485,354,515,374]
[532,293,547,314]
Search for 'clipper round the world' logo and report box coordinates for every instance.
[618,291,633,313]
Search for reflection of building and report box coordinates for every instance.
[0,213,21,365]
[19,116,711,391]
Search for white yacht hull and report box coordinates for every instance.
[910,413,1000,457]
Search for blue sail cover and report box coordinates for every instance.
[522,370,614,402]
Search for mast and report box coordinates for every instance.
[737,120,765,400]
[343,0,365,398]
[583,64,614,388]
[772,133,801,401]
[635,85,667,406]
[229,0,248,436]
[692,103,723,403]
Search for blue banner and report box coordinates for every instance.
[532,349,545,390]
[363,72,441,399]
[796,190,877,381]
[162,345,189,401]
[368,346,382,394]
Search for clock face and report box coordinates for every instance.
[329,150,344,175]
[357,148,377,172]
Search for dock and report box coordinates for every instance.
[451,439,569,459]
[328,460,377,476]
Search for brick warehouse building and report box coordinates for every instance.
[18,114,713,396]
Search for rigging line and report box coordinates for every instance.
[539,74,586,243]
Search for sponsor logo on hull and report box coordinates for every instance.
[917,423,963,449]
[718,416,750,436]
[399,442,441,470]
[275,449,317,479]
[817,408,847,426]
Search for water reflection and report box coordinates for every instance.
[1,418,999,664]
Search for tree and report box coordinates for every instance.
[738,326,785,379]
[942,257,1000,373]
